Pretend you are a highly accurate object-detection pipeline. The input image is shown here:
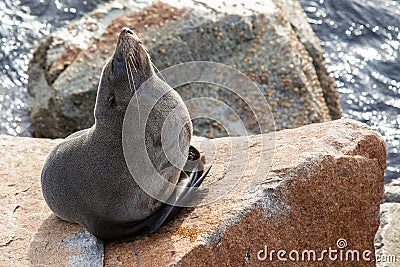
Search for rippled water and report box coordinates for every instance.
[0,0,111,135]
[0,0,399,181]
[299,0,400,182]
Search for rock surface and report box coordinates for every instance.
[0,119,384,266]
[375,178,400,267]
[0,135,104,266]
[382,178,400,204]
[27,0,341,138]
[375,204,400,267]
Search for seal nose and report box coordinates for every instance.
[121,27,134,35]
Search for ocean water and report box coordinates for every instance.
[299,0,399,182]
[0,0,398,182]
[0,0,110,136]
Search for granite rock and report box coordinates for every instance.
[382,178,400,204]
[27,0,341,138]
[375,178,400,267]
[105,118,383,266]
[375,203,400,267]
[0,135,104,266]
[0,119,384,266]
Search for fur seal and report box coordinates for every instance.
[41,27,209,241]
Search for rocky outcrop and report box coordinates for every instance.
[375,178,400,267]
[0,134,103,266]
[27,0,341,138]
[0,119,384,266]
[382,178,400,204]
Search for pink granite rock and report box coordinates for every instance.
[104,119,385,266]
[0,119,384,266]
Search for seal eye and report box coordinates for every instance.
[108,95,116,107]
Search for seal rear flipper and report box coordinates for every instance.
[148,165,211,233]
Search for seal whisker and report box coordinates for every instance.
[128,47,140,70]
[128,57,140,94]
[129,55,139,74]
[151,61,167,83]
[126,57,141,127]
[124,58,135,93]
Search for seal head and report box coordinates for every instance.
[95,27,154,129]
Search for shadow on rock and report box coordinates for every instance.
[28,214,103,266]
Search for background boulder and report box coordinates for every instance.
[27,0,341,138]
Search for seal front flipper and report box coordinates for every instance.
[148,165,211,233]
[148,145,210,232]
[114,165,210,242]
[116,147,210,241]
